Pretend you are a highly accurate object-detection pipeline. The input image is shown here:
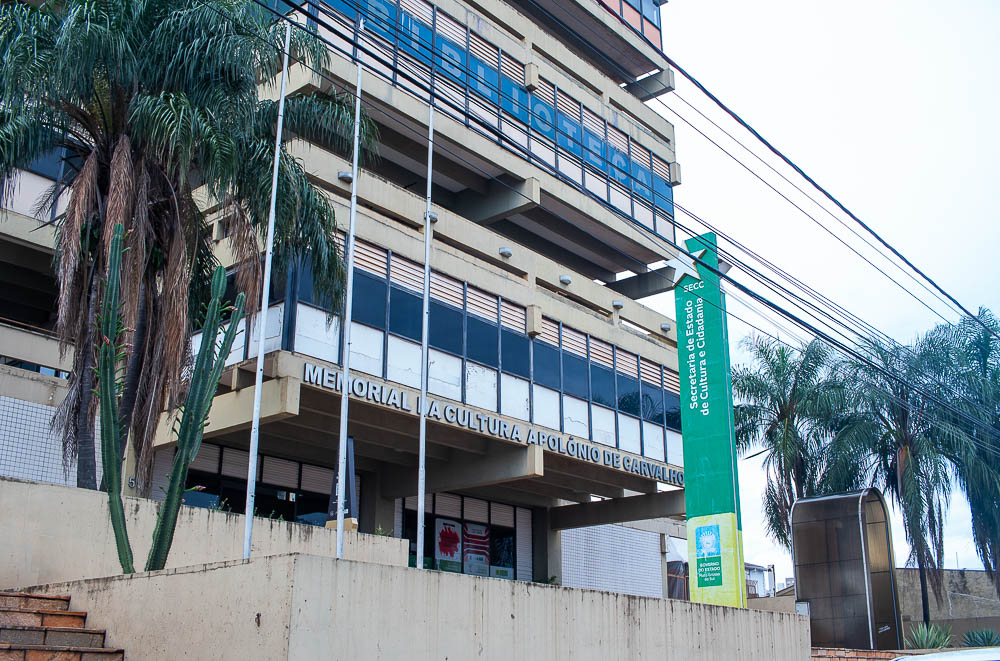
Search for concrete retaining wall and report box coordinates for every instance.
[0,477,407,588]
[23,553,812,661]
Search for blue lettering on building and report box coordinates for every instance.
[329,0,674,220]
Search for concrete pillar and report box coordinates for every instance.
[532,506,562,585]
[360,470,397,536]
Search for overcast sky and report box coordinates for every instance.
[649,0,1000,583]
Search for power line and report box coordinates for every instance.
[219,0,1000,443]
[511,0,999,343]
[288,0,972,386]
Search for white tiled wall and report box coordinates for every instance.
[561,523,662,598]
[0,396,103,486]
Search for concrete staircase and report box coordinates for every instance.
[0,592,124,660]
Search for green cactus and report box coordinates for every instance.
[96,223,135,574]
[144,265,245,572]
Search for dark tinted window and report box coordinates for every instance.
[389,286,421,341]
[467,316,499,367]
[352,271,387,329]
[429,301,463,355]
[26,148,63,180]
[501,329,530,378]
[490,525,515,574]
[533,341,560,389]
[664,390,681,431]
[590,364,615,408]
[641,382,664,424]
[562,352,589,399]
[618,374,641,416]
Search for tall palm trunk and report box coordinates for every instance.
[75,279,99,490]
[917,552,931,624]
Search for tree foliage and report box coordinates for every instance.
[735,308,1000,616]
[732,336,863,549]
[0,0,376,489]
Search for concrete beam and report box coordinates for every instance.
[624,68,676,102]
[451,178,540,225]
[153,377,300,448]
[0,364,67,407]
[605,263,679,300]
[380,444,543,499]
[549,490,685,531]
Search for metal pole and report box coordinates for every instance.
[415,104,435,570]
[243,20,292,560]
[335,47,365,560]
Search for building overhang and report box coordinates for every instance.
[156,351,684,510]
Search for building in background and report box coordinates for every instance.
[0,0,689,594]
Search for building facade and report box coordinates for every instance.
[0,0,688,594]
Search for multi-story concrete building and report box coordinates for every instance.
[0,0,688,594]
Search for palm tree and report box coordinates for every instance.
[0,0,375,489]
[943,309,1000,598]
[845,334,954,625]
[732,336,861,550]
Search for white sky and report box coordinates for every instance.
[648,0,1000,581]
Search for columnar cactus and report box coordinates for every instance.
[144,265,245,572]
[96,224,135,574]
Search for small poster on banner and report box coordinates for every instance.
[462,523,490,576]
[435,518,462,572]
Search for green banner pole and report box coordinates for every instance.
[673,232,747,608]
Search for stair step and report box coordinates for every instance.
[0,643,124,660]
[0,610,86,629]
[0,626,105,647]
[0,595,71,613]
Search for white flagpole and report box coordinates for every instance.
[336,28,365,560]
[243,20,292,560]
[415,104,435,570]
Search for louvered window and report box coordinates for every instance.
[262,456,299,489]
[221,448,250,479]
[616,348,638,376]
[190,443,220,473]
[500,52,523,83]
[430,270,463,307]
[499,300,526,332]
[538,317,560,346]
[389,254,424,293]
[400,0,432,24]
[301,465,334,494]
[664,368,680,392]
[355,240,388,276]
[464,497,489,523]
[435,492,462,517]
[561,326,587,357]
[589,338,613,368]
[640,358,662,386]
[491,502,514,527]
[466,285,498,321]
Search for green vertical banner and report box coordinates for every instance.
[673,232,747,608]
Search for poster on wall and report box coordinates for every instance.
[462,523,490,577]
[435,518,462,572]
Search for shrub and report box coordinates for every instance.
[906,623,952,649]
[964,629,1000,648]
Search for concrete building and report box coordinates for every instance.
[0,0,689,595]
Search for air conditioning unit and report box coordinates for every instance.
[668,161,682,186]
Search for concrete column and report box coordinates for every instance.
[360,470,397,536]
[532,505,562,585]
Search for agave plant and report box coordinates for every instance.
[964,629,1000,648]
[906,623,952,650]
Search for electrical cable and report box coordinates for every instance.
[210,0,1000,446]
[510,0,999,342]
[288,0,989,415]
